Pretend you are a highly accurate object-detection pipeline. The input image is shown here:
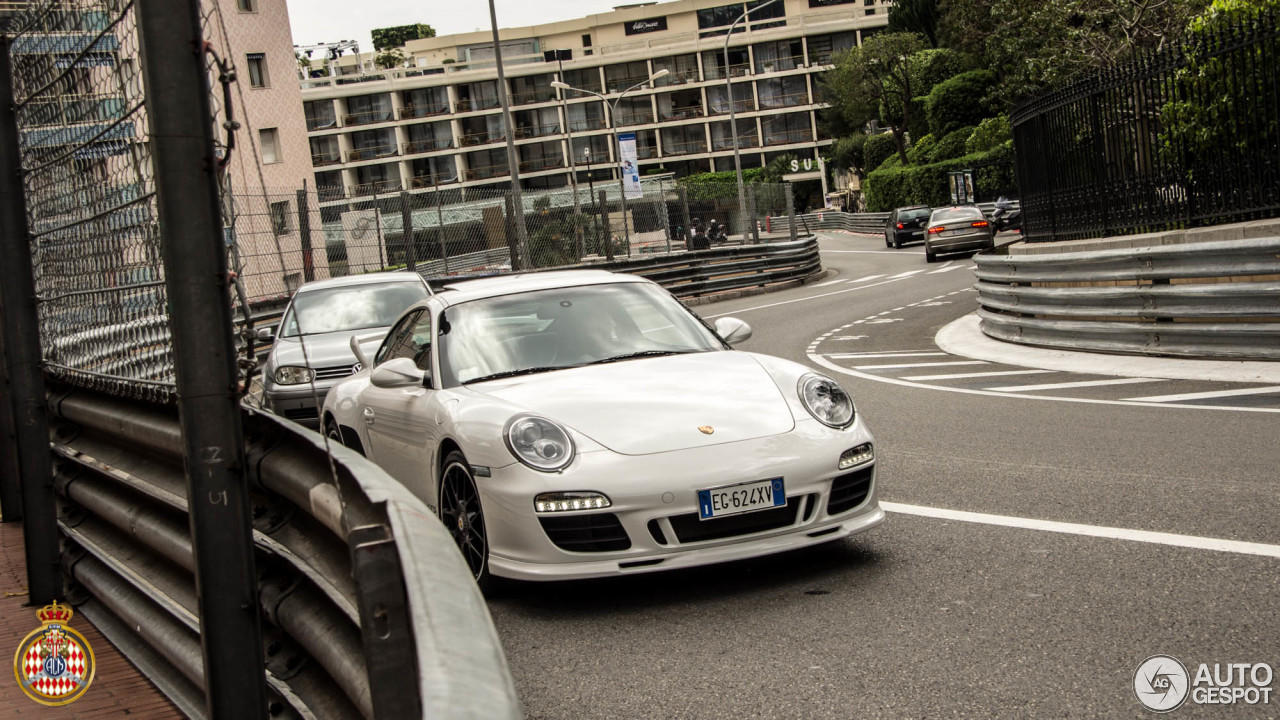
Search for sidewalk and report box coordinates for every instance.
[0,520,181,719]
[937,313,1280,383]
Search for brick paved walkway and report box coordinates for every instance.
[0,519,182,719]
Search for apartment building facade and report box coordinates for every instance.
[300,0,892,212]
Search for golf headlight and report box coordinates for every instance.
[273,365,314,385]
[798,373,855,428]
[505,415,575,472]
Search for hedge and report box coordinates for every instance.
[925,69,998,137]
[931,125,977,163]
[863,140,1015,211]
[863,133,898,172]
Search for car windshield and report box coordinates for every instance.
[930,207,983,224]
[279,281,428,337]
[437,282,725,387]
[901,208,931,220]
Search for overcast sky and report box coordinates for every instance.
[285,0,651,54]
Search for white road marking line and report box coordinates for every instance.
[808,353,1280,414]
[845,274,886,283]
[820,250,905,254]
[881,502,1280,559]
[853,360,989,370]
[927,265,967,274]
[990,377,1168,393]
[704,276,931,318]
[813,278,846,287]
[888,270,927,278]
[901,369,1054,381]
[827,351,947,359]
[1123,385,1280,403]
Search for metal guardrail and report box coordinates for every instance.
[973,237,1280,359]
[595,236,822,298]
[773,204,1011,237]
[48,382,522,719]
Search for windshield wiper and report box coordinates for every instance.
[464,366,564,384]
[588,349,695,365]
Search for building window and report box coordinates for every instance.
[237,0,256,11]
[260,128,281,164]
[246,53,268,87]
[271,201,290,236]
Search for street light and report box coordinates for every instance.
[487,0,531,268]
[726,0,785,243]
[582,147,597,254]
[552,68,668,256]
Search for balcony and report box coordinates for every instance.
[398,103,450,120]
[763,129,812,146]
[306,115,340,132]
[343,109,394,127]
[662,140,707,157]
[636,146,659,160]
[514,123,561,140]
[519,156,565,173]
[708,99,756,116]
[711,135,760,151]
[25,93,125,128]
[659,106,704,122]
[410,173,459,188]
[403,138,454,154]
[567,117,608,132]
[605,74,650,93]
[454,97,502,113]
[614,112,654,127]
[464,164,511,181]
[511,88,557,105]
[310,152,342,167]
[460,131,505,147]
[351,179,402,196]
[346,145,399,162]
[654,68,701,86]
[758,92,810,110]
[756,56,806,73]
[705,63,752,81]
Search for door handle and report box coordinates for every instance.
[363,407,375,425]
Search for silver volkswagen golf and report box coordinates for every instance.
[260,271,430,427]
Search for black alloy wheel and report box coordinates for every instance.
[439,450,490,587]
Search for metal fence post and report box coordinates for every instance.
[0,34,59,601]
[678,186,692,248]
[599,189,614,261]
[0,321,22,522]
[504,194,524,270]
[135,2,268,717]
[400,191,416,272]
[747,186,759,243]
[296,187,314,282]
[786,184,798,243]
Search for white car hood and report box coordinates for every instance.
[467,351,795,455]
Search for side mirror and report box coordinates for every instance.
[349,334,370,368]
[370,357,429,389]
[256,326,275,341]
[713,317,753,345]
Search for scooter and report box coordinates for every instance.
[707,221,728,245]
[991,198,1022,232]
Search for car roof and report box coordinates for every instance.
[896,205,931,212]
[293,271,427,294]
[431,269,649,306]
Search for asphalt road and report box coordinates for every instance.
[486,232,1280,719]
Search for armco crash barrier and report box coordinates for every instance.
[973,236,1280,359]
[48,382,521,720]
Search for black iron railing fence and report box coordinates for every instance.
[1011,8,1280,242]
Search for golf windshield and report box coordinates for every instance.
[280,282,429,337]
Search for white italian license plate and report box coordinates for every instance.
[697,478,785,520]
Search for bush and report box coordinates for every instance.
[907,133,936,164]
[907,95,930,146]
[925,69,998,136]
[931,125,976,162]
[966,115,1012,154]
[912,48,974,92]
[828,134,867,173]
[862,141,1016,211]
[863,133,898,171]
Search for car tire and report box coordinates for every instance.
[439,450,492,590]
[925,246,937,263]
[884,234,892,248]
[893,236,902,249]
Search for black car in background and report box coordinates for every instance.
[885,206,932,248]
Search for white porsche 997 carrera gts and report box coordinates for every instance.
[321,270,882,585]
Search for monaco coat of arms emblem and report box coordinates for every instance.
[12,600,95,706]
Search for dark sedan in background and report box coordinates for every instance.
[885,205,932,248]
[924,206,995,263]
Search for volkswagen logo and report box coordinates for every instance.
[351,363,363,374]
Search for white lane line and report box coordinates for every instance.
[827,351,947,359]
[845,274,886,283]
[901,369,1054,381]
[820,250,904,254]
[853,360,988,370]
[704,275,936,318]
[990,377,1167,393]
[1123,385,1280,403]
[888,269,927,279]
[881,502,1280,559]
[813,278,846,287]
[927,265,967,274]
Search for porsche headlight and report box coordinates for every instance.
[798,373,854,428]
[504,415,575,472]
[274,365,314,385]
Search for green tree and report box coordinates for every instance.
[828,134,868,176]
[925,69,998,136]
[863,133,898,171]
[822,32,928,164]
[374,48,406,70]
[889,0,941,46]
[371,23,437,51]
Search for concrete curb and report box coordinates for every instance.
[937,313,1280,383]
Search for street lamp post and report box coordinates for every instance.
[726,0,784,243]
[583,147,597,254]
[487,0,531,268]
[552,69,668,253]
